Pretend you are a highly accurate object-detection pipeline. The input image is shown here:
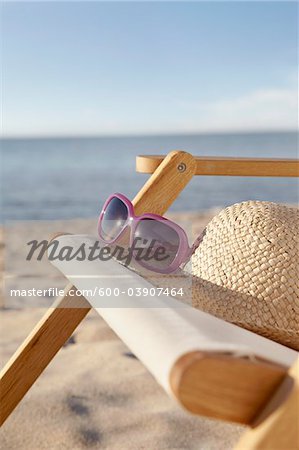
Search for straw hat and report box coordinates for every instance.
[190,201,299,350]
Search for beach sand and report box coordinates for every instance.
[0,213,245,449]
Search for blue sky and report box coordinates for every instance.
[2,1,298,137]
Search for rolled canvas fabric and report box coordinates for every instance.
[50,235,297,394]
[189,201,299,350]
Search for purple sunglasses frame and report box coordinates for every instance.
[98,193,198,274]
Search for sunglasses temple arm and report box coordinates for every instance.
[180,229,206,269]
[191,229,206,254]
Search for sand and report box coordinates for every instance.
[0,214,245,449]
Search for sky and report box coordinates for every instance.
[2,1,298,137]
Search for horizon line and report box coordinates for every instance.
[1,128,298,141]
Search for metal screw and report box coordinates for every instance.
[177,163,186,172]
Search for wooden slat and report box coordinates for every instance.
[133,151,197,215]
[136,155,299,177]
[169,351,287,425]
[235,358,299,449]
[0,150,197,425]
[0,285,90,426]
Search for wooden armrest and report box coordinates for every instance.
[136,155,299,177]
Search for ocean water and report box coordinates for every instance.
[1,132,298,222]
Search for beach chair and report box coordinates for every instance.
[1,151,298,449]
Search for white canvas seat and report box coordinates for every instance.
[50,234,297,424]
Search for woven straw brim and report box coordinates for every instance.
[189,201,299,350]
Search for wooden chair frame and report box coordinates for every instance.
[1,151,298,449]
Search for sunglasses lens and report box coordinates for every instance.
[100,197,128,241]
[134,219,180,271]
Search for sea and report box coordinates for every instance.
[1,131,298,222]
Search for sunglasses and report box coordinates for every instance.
[98,193,201,274]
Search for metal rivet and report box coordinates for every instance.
[177,163,186,172]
